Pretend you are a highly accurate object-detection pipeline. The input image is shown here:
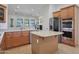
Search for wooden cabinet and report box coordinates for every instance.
[60,5,76,46]
[53,5,77,46]
[32,34,58,54]
[53,11,61,18]
[67,6,74,18]
[12,38,21,47]
[61,9,67,19]
[21,31,30,45]
[61,5,74,19]
[62,37,75,46]
[0,4,7,23]
[1,31,30,50]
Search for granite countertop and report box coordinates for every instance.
[31,31,63,37]
[0,28,37,32]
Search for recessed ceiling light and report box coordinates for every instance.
[32,9,34,11]
[38,8,40,9]
[16,5,20,9]
[36,13,39,16]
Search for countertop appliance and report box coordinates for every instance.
[37,25,43,30]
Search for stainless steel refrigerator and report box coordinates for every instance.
[49,17,62,42]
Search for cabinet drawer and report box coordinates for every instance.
[62,37,75,46]
[5,32,12,36]
[12,32,21,37]
[6,39,12,48]
[22,31,29,36]
[39,36,58,44]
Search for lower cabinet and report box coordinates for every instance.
[62,37,75,46]
[32,34,58,54]
[21,36,29,45]
[1,31,30,50]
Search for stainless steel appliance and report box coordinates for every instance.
[53,17,61,31]
[49,17,61,31]
[61,18,73,38]
[49,17,61,42]
[61,18,73,32]
[62,31,72,38]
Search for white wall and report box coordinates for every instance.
[39,5,49,30]
[39,4,62,31]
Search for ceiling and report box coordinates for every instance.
[8,4,49,17]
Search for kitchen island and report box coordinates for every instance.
[0,29,31,50]
[31,31,63,54]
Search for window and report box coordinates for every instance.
[24,19,29,27]
[10,18,14,27]
[16,18,23,27]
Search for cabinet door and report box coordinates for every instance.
[6,38,13,48]
[21,36,30,45]
[62,37,75,46]
[67,7,74,18]
[12,37,21,47]
[61,6,74,19]
[61,9,67,19]
[12,32,21,37]
[21,31,30,44]
[5,32,13,49]
[12,32,21,47]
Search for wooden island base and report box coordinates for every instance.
[31,34,58,54]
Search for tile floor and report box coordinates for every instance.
[0,43,79,54]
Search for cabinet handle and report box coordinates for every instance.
[37,40,39,43]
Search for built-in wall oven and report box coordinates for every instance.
[61,18,73,38]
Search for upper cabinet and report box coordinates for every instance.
[61,8,67,19]
[0,4,7,23]
[67,6,74,18]
[61,5,74,19]
[53,11,61,18]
